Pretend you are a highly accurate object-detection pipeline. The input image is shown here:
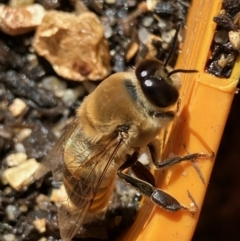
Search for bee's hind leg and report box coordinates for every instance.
[117,151,195,214]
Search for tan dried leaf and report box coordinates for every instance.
[33,10,111,81]
[0,4,45,36]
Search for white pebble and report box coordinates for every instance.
[146,0,158,10]
[229,30,240,50]
[6,205,18,221]
[41,76,67,98]
[162,29,176,44]
[3,234,17,241]
[33,218,47,233]
[9,98,27,117]
[158,20,167,29]
[138,27,151,44]
[17,128,32,142]
[105,0,116,4]
[5,152,27,167]
[62,87,85,106]
[14,143,26,153]
[103,23,113,39]
[1,158,40,191]
[142,16,154,27]
[26,53,38,65]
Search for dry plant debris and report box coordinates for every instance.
[0,4,45,36]
[206,0,240,78]
[33,9,111,81]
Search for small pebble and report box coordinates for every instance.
[5,152,27,167]
[1,158,40,191]
[103,23,113,39]
[142,16,154,27]
[26,53,38,66]
[14,142,26,153]
[6,205,19,221]
[62,87,85,107]
[33,218,47,233]
[41,76,67,98]
[0,4,45,36]
[162,29,176,44]
[158,20,168,30]
[229,30,240,50]
[17,128,32,142]
[19,204,28,213]
[2,234,17,241]
[146,0,158,10]
[138,27,151,44]
[9,98,27,117]
[35,194,51,210]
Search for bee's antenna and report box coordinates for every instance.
[168,69,198,77]
[165,22,198,76]
[164,22,182,67]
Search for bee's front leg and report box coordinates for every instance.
[117,151,194,214]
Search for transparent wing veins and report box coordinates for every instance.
[58,132,125,241]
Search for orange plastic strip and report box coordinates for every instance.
[121,1,240,241]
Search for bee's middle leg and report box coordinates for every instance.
[117,151,193,213]
[148,139,214,169]
[148,139,214,185]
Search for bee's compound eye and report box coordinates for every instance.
[135,59,162,81]
[135,59,179,107]
[140,77,179,107]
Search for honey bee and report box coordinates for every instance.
[34,24,210,241]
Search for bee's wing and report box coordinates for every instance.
[57,135,124,241]
[34,120,79,182]
[57,185,92,241]
[58,191,92,241]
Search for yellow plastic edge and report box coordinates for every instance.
[121,1,240,241]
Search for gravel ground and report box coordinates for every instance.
[1,0,239,241]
